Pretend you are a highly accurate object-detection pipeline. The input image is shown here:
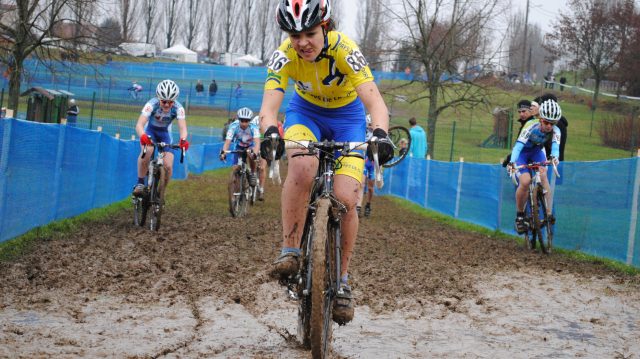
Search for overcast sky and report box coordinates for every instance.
[340,0,569,40]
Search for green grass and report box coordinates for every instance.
[0,200,130,263]
[379,80,634,163]
[389,197,640,275]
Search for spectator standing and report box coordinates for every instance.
[559,76,567,92]
[195,80,204,97]
[66,98,79,127]
[408,117,427,159]
[209,79,218,104]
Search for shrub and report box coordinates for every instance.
[599,113,640,150]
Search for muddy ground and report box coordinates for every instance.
[1,169,639,358]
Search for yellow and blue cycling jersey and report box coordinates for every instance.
[264,31,374,108]
[264,31,374,181]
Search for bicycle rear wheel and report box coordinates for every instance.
[149,167,166,231]
[310,198,334,359]
[383,125,412,168]
[537,186,552,254]
[229,169,245,217]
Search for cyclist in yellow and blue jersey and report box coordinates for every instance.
[258,0,394,325]
[508,99,562,234]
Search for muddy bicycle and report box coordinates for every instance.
[222,149,259,217]
[279,138,387,359]
[509,160,560,254]
[132,142,184,231]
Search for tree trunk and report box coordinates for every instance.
[8,58,23,113]
[427,84,439,159]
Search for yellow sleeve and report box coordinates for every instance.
[264,41,293,93]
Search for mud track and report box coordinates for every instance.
[1,170,639,358]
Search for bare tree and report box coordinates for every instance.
[357,0,386,69]
[547,0,632,107]
[241,0,255,54]
[220,0,237,52]
[140,0,157,44]
[164,0,180,48]
[117,0,137,42]
[184,0,201,49]
[0,0,102,111]
[203,0,218,57]
[388,0,506,157]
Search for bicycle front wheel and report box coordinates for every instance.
[310,198,335,359]
[529,185,543,252]
[133,195,148,227]
[229,169,245,218]
[149,167,166,231]
[383,125,412,168]
[537,186,553,254]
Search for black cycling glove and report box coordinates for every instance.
[260,125,285,160]
[367,128,394,165]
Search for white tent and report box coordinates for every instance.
[236,54,262,66]
[160,44,198,63]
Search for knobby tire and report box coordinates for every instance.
[149,167,166,231]
[537,186,552,254]
[383,126,412,168]
[529,185,543,252]
[133,196,148,227]
[310,198,334,359]
[298,211,314,349]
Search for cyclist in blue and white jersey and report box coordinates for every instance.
[132,79,189,196]
[508,99,562,234]
[219,107,261,188]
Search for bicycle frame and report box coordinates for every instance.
[510,161,559,253]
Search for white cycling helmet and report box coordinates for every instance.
[237,107,254,121]
[156,79,179,101]
[251,115,260,127]
[538,99,562,123]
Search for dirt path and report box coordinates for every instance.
[1,170,638,358]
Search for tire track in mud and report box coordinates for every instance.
[0,170,639,357]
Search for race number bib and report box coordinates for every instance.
[345,50,368,73]
[267,50,291,73]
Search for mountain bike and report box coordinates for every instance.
[132,142,184,231]
[223,149,258,217]
[509,160,560,254]
[383,125,411,168]
[280,138,388,359]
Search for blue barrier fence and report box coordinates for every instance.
[0,118,225,243]
[380,157,640,267]
[2,118,639,268]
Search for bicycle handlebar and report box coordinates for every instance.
[284,139,384,189]
[509,160,560,185]
[141,142,184,163]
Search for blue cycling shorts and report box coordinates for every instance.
[230,145,253,166]
[143,124,179,156]
[284,94,366,182]
[515,147,547,176]
[363,159,374,180]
